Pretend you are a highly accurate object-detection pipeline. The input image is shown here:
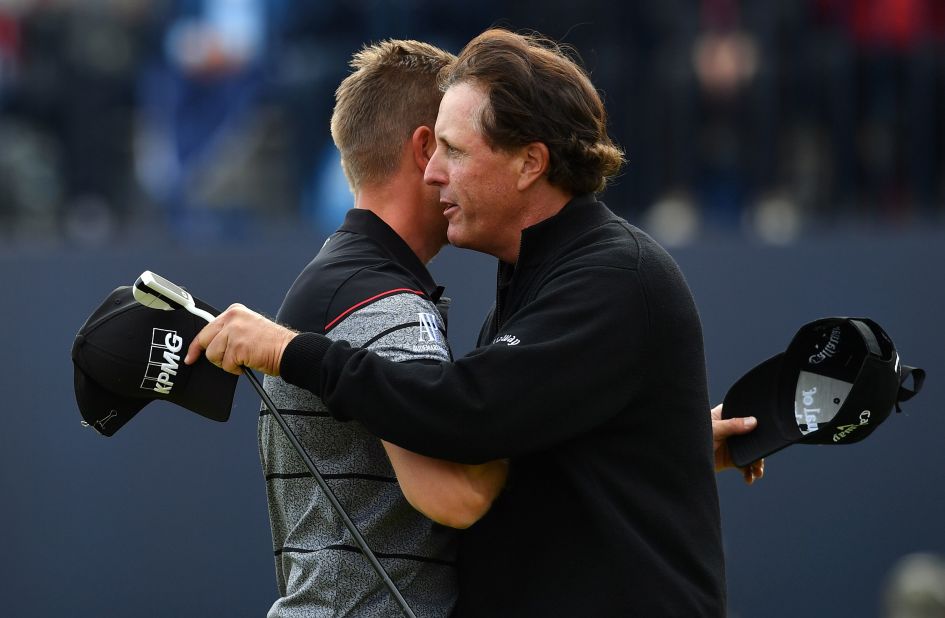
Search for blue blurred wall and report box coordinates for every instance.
[2,224,943,617]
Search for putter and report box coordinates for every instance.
[133,271,417,618]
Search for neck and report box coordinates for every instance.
[500,187,573,264]
[354,180,444,265]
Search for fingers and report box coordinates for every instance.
[711,404,757,438]
[183,304,248,375]
[184,316,224,366]
[742,458,765,485]
[710,403,723,421]
[183,303,291,376]
[752,458,765,481]
[713,416,757,440]
[204,327,245,375]
[711,403,764,483]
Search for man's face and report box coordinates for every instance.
[421,180,450,249]
[424,81,523,260]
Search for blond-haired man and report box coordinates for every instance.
[257,40,507,617]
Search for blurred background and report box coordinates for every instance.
[1,1,943,617]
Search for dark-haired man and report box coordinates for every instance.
[191,28,751,616]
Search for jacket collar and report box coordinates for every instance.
[513,194,615,269]
[338,208,440,298]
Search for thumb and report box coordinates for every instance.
[714,416,757,439]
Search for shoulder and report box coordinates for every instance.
[537,218,695,320]
[540,217,643,281]
[564,217,687,287]
[286,265,431,331]
[278,232,426,332]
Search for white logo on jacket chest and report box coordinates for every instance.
[418,313,442,343]
[492,334,520,346]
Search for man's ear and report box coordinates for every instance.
[517,142,550,190]
[411,125,435,172]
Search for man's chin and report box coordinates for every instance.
[446,226,465,249]
[447,223,490,254]
[447,238,468,250]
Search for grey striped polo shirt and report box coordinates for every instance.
[259,209,458,617]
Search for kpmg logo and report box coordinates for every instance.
[417,313,442,343]
[141,328,184,395]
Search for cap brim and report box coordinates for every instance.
[722,353,803,468]
[165,297,237,422]
[171,353,236,422]
[73,364,148,437]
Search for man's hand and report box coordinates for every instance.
[711,404,765,484]
[183,303,296,376]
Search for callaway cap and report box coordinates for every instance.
[722,317,925,468]
[72,286,238,436]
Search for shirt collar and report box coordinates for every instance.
[337,208,440,298]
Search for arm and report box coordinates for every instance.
[711,404,765,484]
[291,266,650,463]
[347,293,508,527]
[382,441,508,528]
[183,299,507,525]
[188,296,758,493]
[187,267,651,464]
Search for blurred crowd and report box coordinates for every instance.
[0,0,943,247]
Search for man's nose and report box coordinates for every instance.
[424,148,446,186]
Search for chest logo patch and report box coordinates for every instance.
[493,334,521,346]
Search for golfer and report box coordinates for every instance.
[190,28,761,617]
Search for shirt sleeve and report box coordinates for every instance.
[327,291,449,364]
[280,264,651,464]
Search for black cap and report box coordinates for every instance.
[722,317,925,467]
[72,286,238,436]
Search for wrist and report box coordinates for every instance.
[273,330,297,377]
[279,332,334,396]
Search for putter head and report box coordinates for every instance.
[132,271,217,323]
[133,272,174,311]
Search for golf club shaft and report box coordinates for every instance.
[243,369,417,618]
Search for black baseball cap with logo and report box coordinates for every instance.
[72,286,238,437]
[722,317,925,468]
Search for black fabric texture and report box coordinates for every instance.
[281,196,727,616]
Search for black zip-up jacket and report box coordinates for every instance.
[282,195,726,616]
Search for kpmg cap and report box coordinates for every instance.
[72,286,238,436]
[722,317,925,468]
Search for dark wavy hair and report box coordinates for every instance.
[439,29,625,195]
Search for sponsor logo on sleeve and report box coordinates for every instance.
[418,312,442,344]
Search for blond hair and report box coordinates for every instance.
[331,40,455,191]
